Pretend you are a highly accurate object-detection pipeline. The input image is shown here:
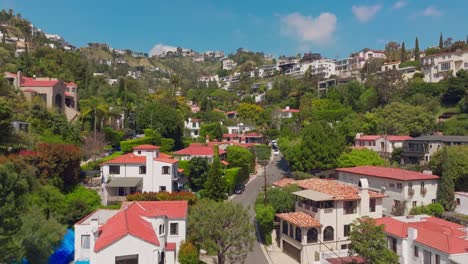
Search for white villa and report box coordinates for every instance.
[74,201,188,264]
[354,133,412,156]
[184,118,201,138]
[273,177,385,263]
[336,166,440,216]
[421,49,468,83]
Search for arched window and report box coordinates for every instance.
[159,225,162,235]
[295,227,302,242]
[282,221,288,235]
[323,226,334,241]
[307,228,318,243]
[162,166,170,174]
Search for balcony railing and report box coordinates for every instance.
[420,187,427,196]
[408,188,415,196]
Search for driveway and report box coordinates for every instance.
[232,155,289,264]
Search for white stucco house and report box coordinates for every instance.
[376,215,468,264]
[279,106,300,119]
[172,144,227,163]
[273,177,385,263]
[455,192,468,215]
[421,49,468,83]
[354,133,412,155]
[184,118,201,138]
[336,166,440,216]
[100,145,180,204]
[74,201,188,264]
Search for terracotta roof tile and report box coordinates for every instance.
[20,77,60,87]
[133,144,160,150]
[154,158,178,164]
[276,212,321,228]
[173,146,226,156]
[100,153,145,165]
[336,166,440,181]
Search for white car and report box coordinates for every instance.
[273,149,279,156]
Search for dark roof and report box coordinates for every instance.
[408,135,468,143]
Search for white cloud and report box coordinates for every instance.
[351,4,382,23]
[280,12,337,45]
[148,44,177,57]
[421,6,443,17]
[393,1,406,9]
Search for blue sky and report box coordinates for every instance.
[1,0,467,58]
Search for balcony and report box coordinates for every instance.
[408,188,415,196]
[420,187,427,196]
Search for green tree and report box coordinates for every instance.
[255,204,275,245]
[400,41,407,62]
[203,146,227,201]
[337,148,385,167]
[409,203,444,216]
[178,241,199,264]
[188,200,255,264]
[199,122,225,141]
[256,184,300,213]
[226,145,254,169]
[237,103,264,125]
[80,96,109,138]
[414,37,420,61]
[437,147,456,211]
[187,157,209,192]
[430,146,468,191]
[384,41,401,61]
[349,217,399,264]
[439,32,444,49]
[441,70,468,106]
[0,98,13,145]
[61,186,101,225]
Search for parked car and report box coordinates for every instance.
[273,149,280,156]
[234,184,245,194]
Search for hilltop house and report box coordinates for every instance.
[273,178,385,263]
[280,106,300,119]
[421,49,468,83]
[401,135,468,164]
[74,201,188,264]
[184,118,201,138]
[354,133,412,156]
[4,72,79,121]
[100,145,180,204]
[376,215,468,264]
[336,166,439,216]
[172,144,226,163]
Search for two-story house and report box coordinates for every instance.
[376,215,468,264]
[74,201,188,264]
[336,166,439,216]
[421,49,468,83]
[184,118,201,138]
[100,145,179,203]
[273,178,385,263]
[401,135,468,164]
[172,144,227,163]
[354,134,412,156]
[280,106,300,119]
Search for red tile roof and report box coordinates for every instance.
[240,132,263,138]
[326,256,365,264]
[356,135,381,141]
[177,168,185,173]
[387,135,412,141]
[22,88,36,93]
[133,144,160,151]
[276,212,321,228]
[166,242,177,251]
[159,153,173,159]
[282,108,300,113]
[5,72,17,78]
[66,82,77,87]
[93,201,188,252]
[173,146,226,156]
[356,135,412,141]
[376,216,468,254]
[154,158,178,164]
[100,153,146,165]
[64,91,73,97]
[221,160,229,166]
[273,178,385,200]
[223,133,240,138]
[20,77,60,87]
[336,166,440,181]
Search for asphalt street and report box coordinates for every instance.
[232,154,290,264]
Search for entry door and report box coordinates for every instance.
[423,250,432,264]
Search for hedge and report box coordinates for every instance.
[225,167,240,194]
[255,204,275,245]
[120,137,153,152]
[160,138,175,152]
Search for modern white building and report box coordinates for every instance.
[74,201,188,264]
[380,61,421,80]
[336,166,440,216]
[100,145,180,202]
[421,49,468,83]
[376,215,468,264]
[350,50,386,70]
[222,59,237,70]
[354,133,412,156]
[273,178,385,264]
[455,192,468,215]
[184,118,201,138]
[310,59,336,79]
[401,136,468,165]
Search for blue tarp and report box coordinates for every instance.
[48,229,75,264]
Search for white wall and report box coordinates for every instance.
[455,193,468,215]
[92,235,160,264]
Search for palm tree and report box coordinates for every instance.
[80,96,109,139]
[170,74,180,107]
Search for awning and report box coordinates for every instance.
[293,189,334,201]
[106,177,142,188]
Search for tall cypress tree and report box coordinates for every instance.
[437,147,455,211]
[400,42,406,62]
[439,33,444,49]
[203,145,227,201]
[414,37,420,61]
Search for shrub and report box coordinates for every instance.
[410,203,444,216]
[120,137,153,152]
[178,241,199,264]
[291,171,315,180]
[160,138,175,152]
[225,168,240,194]
[255,204,275,245]
[104,127,124,146]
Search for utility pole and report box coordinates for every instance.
[259,160,269,205]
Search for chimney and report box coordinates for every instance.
[285,106,290,110]
[408,227,418,241]
[358,178,370,216]
[206,134,210,144]
[91,218,99,238]
[422,170,432,175]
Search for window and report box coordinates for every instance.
[440,62,451,71]
[412,201,417,208]
[159,186,166,192]
[289,224,293,237]
[409,182,413,189]
[465,62,468,68]
[137,150,141,154]
[344,201,356,214]
[456,198,461,205]
[162,166,170,174]
[109,165,120,174]
[295,227,302,242]
[369,199,376,212]
[397,183,403,189]
[115,254,138,264]
[344,225,351,237]
[435,254,440,264]
[72,87,76,93]
[139,166,146,174]
[391,237,397,253]
[390,183,395,188]
[81,235,90,249]
[159,224,164,235]
[323,226,334,241]
[170,223,179,235]
[432,199,436,204]
[421,181,425,188]
[282,221,288,235]
[341,244,348,250]
[307,228,318,243]
[414,246,419,257]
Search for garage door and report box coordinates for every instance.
[283,240,301,263]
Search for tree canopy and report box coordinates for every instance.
[337,148,385,168]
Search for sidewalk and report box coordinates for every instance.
[259,230,299,264]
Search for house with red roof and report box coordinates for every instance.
[354,133,412,156]
[272,177,385,263]
[172,144,226,163]
[100,145,180,203]
[336,166,439,216]
[4,71,79,121]
[376,215,468,264]
[184,118,201,138]
[74,201,188,264]
[455,192,468,215]
[280,106,300,119]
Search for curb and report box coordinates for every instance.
[254,220,275,264]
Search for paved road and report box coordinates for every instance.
[232,155,289,264]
